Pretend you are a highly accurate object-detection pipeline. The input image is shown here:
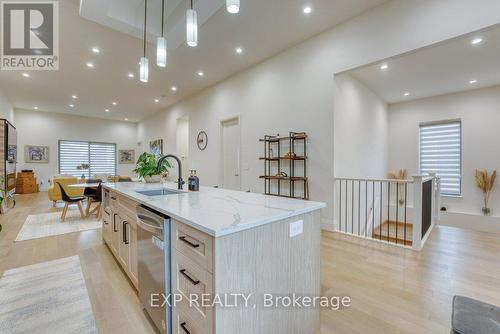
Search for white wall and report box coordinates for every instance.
[333,73,388,178]
[388,85,500,216]
[138,0,500,228]
[15,109,138,190]
[0,90,14,123]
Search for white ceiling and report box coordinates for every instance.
[0,0,387,122]
[349,24,500,104]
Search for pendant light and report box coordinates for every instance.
[157,0,167,67]
[226,0,240,14]
[140,0,149,82]
[186,0,198,47]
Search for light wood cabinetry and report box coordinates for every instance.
[102,189,139,289]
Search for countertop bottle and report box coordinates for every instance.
[188,170,200,191]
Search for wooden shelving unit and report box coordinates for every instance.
[259,132,309,200]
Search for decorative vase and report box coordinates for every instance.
[482,207,491,216]
[144,175,162,183]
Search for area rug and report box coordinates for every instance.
[15,210,101,242]
[0,256,98,333]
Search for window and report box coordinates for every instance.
[59,140,116,178]
[419,120,462,196]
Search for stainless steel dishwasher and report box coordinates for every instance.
[136,204,171,334]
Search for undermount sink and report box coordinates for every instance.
[135,188,182,197]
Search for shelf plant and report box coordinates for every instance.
[475,169,496,215]
[133,152,171,183]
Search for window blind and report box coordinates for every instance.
[419,121,461,196]
[59,140,116,178]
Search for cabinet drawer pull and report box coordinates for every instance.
[113,213,119,232]
[180,269,200,285]
[123,221,129,244]
[180,322,191,334]
[179,236,200,248]
[111,196,117,200]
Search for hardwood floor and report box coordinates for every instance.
[2,192,500,333]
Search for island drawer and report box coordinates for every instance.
[172,220,213,273]
[172,249,213,328]
[173,307,209,334]
[117,194,138,220]
[109,191,119,211]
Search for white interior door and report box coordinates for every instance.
[221,118,240,190]
[176,117,189,180]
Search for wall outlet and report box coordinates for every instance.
[289,220,303,238]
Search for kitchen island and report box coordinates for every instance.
[101,182,325,334]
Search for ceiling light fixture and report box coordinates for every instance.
[86,62,94,68]
[404,92,410,96]
[124,118,129,121]
[303,6,312,14]
[92,47,100,53]
[128,72,135,78]
[34,106,39,110]
[71,95,78,99]
[469,79,477,84]
[471,38,483,45]
[197,71,204,77]
[186,0,198,47]
[105,108,110,112]
[235,47,243,54]
[380,64,388,70]
[69,104,75,108]
[112,101,117,105]
[22,72,30,77]
[171,86,177,91]
[140,0,149,83]
[226,0,240,14]
[154,98,160,103]
[157,0,167,67]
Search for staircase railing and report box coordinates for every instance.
[334,174,440,250]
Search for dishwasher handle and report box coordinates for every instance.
[137,214,165,234]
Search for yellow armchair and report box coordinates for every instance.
[48,176,84,203]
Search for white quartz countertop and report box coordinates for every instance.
[103,182,325,237]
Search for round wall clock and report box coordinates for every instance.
[197,131,208,150]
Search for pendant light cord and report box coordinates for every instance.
[143,0,147,57]
[190,0,193,10]
[161,0,164,37]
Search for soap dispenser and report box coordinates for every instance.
[188,170,200,191]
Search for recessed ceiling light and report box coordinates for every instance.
[124,118,129,121]
[303,6,312,14]
[469,79,477,84]
[197,71,204,77]
[127,72,134,78]
[404,92,410,96]
[380,64,389,70]
[154,98,160,103]
[69,104,75,108]
[235,47,243,54]
[22,72,30,77]
[34,106,39,110]
[71,95,78,99]
[86,62,94,68]
[91,47,100,53]
[105,108,110,112]
[471,38,483,45]
[112,101,117,106]
[171,86,177,92]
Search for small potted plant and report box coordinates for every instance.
[475,169,496,215]
[133,152,171,183]
[76,163,90,180]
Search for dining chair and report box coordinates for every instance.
[57,182,86,221]
[85,183,103,218]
